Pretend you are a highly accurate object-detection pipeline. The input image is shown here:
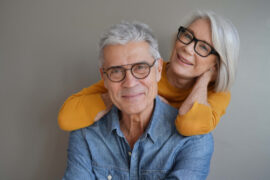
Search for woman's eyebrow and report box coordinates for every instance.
[186,27,195,34]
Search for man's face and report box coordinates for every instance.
[101,41,162,116]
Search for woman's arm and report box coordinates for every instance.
[58,80,108,131]
[175,67,231,136]
[178,71,211,116]
[175,91,230,136]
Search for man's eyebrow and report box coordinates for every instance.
[108,60,150,68]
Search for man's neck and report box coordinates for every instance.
[119,102,154,149]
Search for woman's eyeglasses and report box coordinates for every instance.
[177,26,219,58]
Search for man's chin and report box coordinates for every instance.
[119,104,146,115]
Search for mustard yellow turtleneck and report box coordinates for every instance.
[58,61,230,136]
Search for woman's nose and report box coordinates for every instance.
[183,41,195,55]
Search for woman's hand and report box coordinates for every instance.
[178,66,216,115]
[197,66,217,84]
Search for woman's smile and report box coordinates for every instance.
[177,53,194,66]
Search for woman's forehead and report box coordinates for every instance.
[188,18,213,44]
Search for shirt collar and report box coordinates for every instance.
[144,96,178,143]
[106,106,125,138]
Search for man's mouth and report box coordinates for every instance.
[122,93,144,100]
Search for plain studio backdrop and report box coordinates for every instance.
[0,0,269,179]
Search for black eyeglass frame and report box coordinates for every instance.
[102,59,157,82]
[177,26,219,58]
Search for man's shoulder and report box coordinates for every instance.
[175,133,214,153]
[186,133,214,144]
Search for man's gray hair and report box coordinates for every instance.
[99,21,161,66]
[183,10,240,92]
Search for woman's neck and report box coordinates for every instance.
[166,63,195,90]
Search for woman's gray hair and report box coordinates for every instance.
[183,10,240,92]
[99,21,161,66]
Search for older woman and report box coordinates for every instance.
[58,10,240,136]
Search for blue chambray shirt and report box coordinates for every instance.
[63,97,214,180]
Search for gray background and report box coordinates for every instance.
[1,0,269,179]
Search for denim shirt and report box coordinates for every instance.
[63,97,214,180]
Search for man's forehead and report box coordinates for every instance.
[102,41,153,67]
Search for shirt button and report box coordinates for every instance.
[128,152,132,156]
[107,175,112,180]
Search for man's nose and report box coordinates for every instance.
[122,70,137,87]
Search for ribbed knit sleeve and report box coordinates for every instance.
[58,80,107,131]
[174,91,231,136]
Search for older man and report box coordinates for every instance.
[63,22,213,180]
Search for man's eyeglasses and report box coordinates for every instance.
[177,26,219,58]
[102,59,157,82]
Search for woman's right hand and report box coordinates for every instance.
[197,66,217,85]
[178,66,216,115]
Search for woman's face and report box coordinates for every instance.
[169,18,217,80]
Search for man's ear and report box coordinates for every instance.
[99,68,104,79]
[156,58,163,82]
[100,68,108,89]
